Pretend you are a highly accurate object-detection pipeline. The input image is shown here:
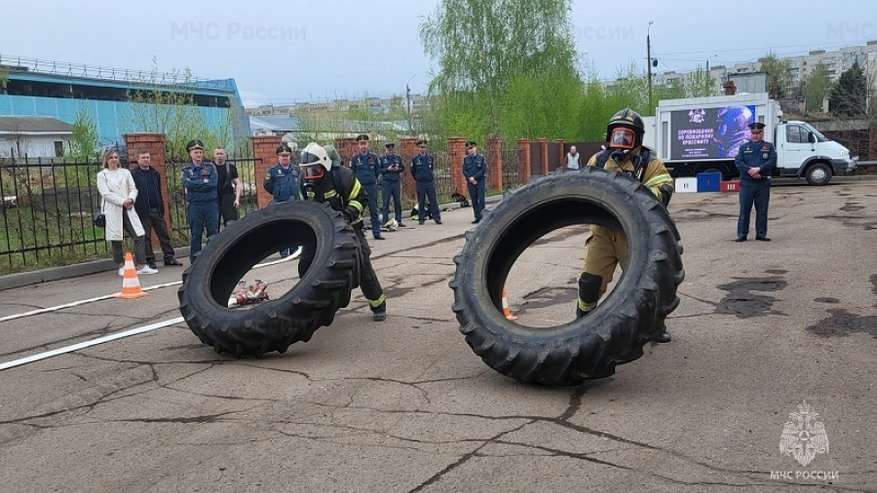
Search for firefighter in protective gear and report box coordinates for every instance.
[577,108,675,343]
[298,142,387,321]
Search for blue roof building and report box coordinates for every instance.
[0,55,250,149]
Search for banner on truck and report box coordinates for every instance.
[670,105,756,160]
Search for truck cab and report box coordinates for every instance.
[773,120,856,185]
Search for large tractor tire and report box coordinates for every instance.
[178,200,359,357]
[449,167,684,385]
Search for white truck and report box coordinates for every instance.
[652,93,856,185]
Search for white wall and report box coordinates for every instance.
[0,134,69,158]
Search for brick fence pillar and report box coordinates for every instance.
[124,133,172,244]
[252,135,282,209]
[334,137,358,165]
[448,137,468,197]
[516,138,531,183]
[399,137,419,203]
[555,139,565,170]
[538,138,550,175]
[486,136,503,191]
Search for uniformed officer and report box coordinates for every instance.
[350,134,384,240]
[181,139,219,263]
[380,142,405,228]
[263,143,301,257]
[462,140,487,224]
[410,140,442,225]
[577,109,675,343]
[298,142,387,321]
[735,122,777,242]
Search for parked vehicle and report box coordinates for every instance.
[651,93,856,185]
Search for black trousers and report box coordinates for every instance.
[218,193,239,228]
[139,210,176,264]
[111,212,147,265]
[298,222,384,310]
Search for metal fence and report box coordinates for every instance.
[0,143,527,274]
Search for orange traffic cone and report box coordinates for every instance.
[117,252,148,299]
[502,288,517,321]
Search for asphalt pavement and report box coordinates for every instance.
[0,177,875,492]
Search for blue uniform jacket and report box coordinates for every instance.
[735,140,777,183]
[182,161,218,203]
[463,154,487,182]
[263,163,302,203]
[379,155,404,182]
[351,152,380,185]
[411,153,436,182]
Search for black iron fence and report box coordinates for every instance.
[0,143,526,275]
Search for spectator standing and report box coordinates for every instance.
[131,149,183,269]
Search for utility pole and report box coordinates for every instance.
[406,74,416,134]
[647,21,653,112]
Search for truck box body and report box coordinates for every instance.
[653,93,855,185]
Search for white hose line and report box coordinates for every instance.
[0,316,185,371]
[0,247,303,323]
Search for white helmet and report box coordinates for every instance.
[299,142,332,180]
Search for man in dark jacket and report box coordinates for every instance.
[350,134,384,240]
[735,122,777,242]
[462,140,487,223]
[380,142,405,228]
[410,139,442,225]
[181,139,219,263]
[131,149,182,268]
[263,143,301,257]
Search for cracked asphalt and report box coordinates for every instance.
[1,177,876,492]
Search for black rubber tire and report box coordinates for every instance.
[449,167,684,386]
[805,162,832,186]
[178,200,359,357]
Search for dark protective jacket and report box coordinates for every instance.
[300,164,366,225]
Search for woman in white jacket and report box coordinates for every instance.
[96,149,157,276]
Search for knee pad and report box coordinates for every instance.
[577,273,603,303]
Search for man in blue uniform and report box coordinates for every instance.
[350,134,384,240]
[181,139,219,263]
[462,140,487,224]
[380,142,405,228]
[298,142,387,321]
[410,140,442,225]
[735,122,777,242]
[263,143,301,257]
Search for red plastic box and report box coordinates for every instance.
[720,180,740,192]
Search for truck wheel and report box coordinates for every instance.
[805,162,832,185]
[449,168,684,385]
[178,201,358,357]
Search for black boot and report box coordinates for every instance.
[372,301,387,322]
[656,330,672,343]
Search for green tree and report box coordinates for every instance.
[68,106,100,162]
[420,0,579,138]
[685,66,716,97]
[828,60,868,116]
[803,62,831,113]
[0,64,9,93]
[758,52,793,97]
[126,59,238,156]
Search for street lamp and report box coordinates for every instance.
[406,74,416,133]
[647,21,654,111]
[706,54,718,72]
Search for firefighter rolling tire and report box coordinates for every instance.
[178,200,359,357]
[449,168,684,385]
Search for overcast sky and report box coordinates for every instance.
[2,0,874,106]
